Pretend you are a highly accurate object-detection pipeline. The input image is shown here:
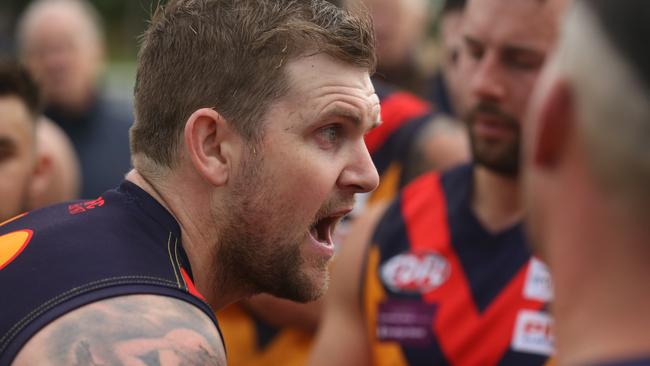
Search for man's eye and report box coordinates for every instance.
[317,125,343,147]
[0,145,16,163]
[506,54,544,71]
[465,42,484,61]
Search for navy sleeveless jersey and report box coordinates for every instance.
[0,181,221,364]
[362,164,555,365]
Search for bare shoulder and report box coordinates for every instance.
[13,294,226,366]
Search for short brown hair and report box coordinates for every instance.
[131,0,375,168]
[0,59,41,119]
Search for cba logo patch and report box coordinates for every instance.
[0,230,33,270]
[381,252,450,293]
[511,310,554,356]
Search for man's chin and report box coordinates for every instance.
[271,265,330,303]
[472,144,520,177]
[477,160,520,177]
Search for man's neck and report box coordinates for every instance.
[551,216,650,365]
[125,169,250,310]
[471,165,522,233]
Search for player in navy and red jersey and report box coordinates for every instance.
[310,0,568,365]
[359,165,553,365]
[0,1,380,365]
[523,0,650,365]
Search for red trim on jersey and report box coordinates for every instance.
[365,92,430,155]
[181,267,207,301]
[0,212,28,227]
[400,174,546,365]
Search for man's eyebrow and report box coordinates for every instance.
[463,35,544,56]
[0,137,16,149]
[502,44,545,57]
[463,35,482,47]
[319,106,362,126]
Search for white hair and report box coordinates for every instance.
[552,0,650,215]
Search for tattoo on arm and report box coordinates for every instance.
[38,295,225,366]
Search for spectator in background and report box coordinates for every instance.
[364,0,466,117]
[0,60,42,223]
[363,0,431,95]
[429,0,466,117]
[523,0,650,364]
[16,0,132,199]
[27,116,80,209]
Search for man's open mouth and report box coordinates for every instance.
[308,209,352,246]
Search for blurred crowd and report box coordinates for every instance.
[1,0,649,365]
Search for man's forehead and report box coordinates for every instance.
[464,0,562,48]
[0,97,35,135]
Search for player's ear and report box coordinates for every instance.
[533,80,574,168]
[27,150,53,209]
[183,108,239,187]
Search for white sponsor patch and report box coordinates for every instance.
[380,252,450,294]
[511,310,555,356]
[523,257,554,302]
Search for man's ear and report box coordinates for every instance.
[534,80,574,168]
[184,108,238,186]
[27,152,53,210]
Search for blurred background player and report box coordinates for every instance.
[364,0,465,117]
[16,0,132,198]
[523,0,650,364]
[0,60,43,223]
[310,0,568,364]
[26,116,81,210]
[433,0,466,117]
[363,0,431,96]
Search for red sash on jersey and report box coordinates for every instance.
[401,173,547,365]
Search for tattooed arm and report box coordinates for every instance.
[12,294,226,366]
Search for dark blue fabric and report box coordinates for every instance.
[45,92,133,199]
[441,164,530,313]
[0,181,219,365]
[594,359,650,366]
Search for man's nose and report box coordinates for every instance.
[338,140,379,194]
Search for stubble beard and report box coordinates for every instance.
[466,102,522,177]
[213,151,330,303]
